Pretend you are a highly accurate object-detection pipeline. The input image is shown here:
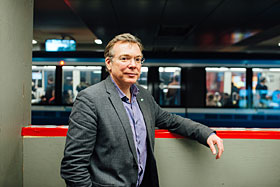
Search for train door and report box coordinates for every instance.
[31,66,56,104]
[62,66,102,104]
[206,67,246,108]
[252,68,280,108]
[158,67,181,106]
[138,67,148,89]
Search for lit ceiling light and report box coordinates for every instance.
[278,42,280,47]
[59,60,65,66]
[32,40,38,44]
[94,39,102,45]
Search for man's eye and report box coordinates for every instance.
[135,58,141,62]
[120,57,128,61]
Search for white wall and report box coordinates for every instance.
[0,0,33,186]
[23,137,280,187]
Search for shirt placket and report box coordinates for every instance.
[129,97,143,186]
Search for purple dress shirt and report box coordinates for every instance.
[111,77,147,187]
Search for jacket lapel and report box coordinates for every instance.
[136,93,153,150]
[104,77,138,163]
[136,92,159,186]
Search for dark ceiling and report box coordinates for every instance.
[33,0,280,54]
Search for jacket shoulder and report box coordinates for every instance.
[77,80,106,101]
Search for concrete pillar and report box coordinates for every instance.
[0,0,33,186]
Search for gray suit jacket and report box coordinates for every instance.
[61,76,214,187]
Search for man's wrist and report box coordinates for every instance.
[208,132,216,138]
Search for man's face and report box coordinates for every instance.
[105,41,142,88]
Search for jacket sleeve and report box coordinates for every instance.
[61,91,97,187]
[151,96,213,146]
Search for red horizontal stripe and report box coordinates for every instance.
[216,130,280,139]
[21,126,68,137]
[21,126,280,139]
[155,129,184,138]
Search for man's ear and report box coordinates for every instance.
[105,57,112,72]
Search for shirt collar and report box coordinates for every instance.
[110,75,139,101]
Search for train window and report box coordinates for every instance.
[138,67,148,89]
[62,66,102,104]
[159,67,181,106]
[31,66,56,104]
[252,68,280,108]
[206,67,246,108]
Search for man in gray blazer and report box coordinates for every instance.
[61,33,224,187]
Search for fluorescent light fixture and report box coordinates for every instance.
[269,68,280,72]
[62,66,102,70]
[253,68,268,72]
[230,68,246,72]
[205,67,229,71]
[32,66,56,70]
[94,39,102,45]
[32,40,38,44]
[219,67,229,71]
[206,67,245,72]
[159,67,181,72]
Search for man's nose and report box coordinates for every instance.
[128,59,137,67]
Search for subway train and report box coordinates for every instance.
[31,51,280,128]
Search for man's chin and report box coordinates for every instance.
[125,79,138,85]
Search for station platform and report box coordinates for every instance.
[22,126,280,187]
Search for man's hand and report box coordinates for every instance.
[207,134,224,159]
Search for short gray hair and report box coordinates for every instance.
[104,33,144,58]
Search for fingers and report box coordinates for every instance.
[207,134,224,159]
[216,139,224,159]
[209,141,217,155]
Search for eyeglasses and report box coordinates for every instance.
[110,55,145,65]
